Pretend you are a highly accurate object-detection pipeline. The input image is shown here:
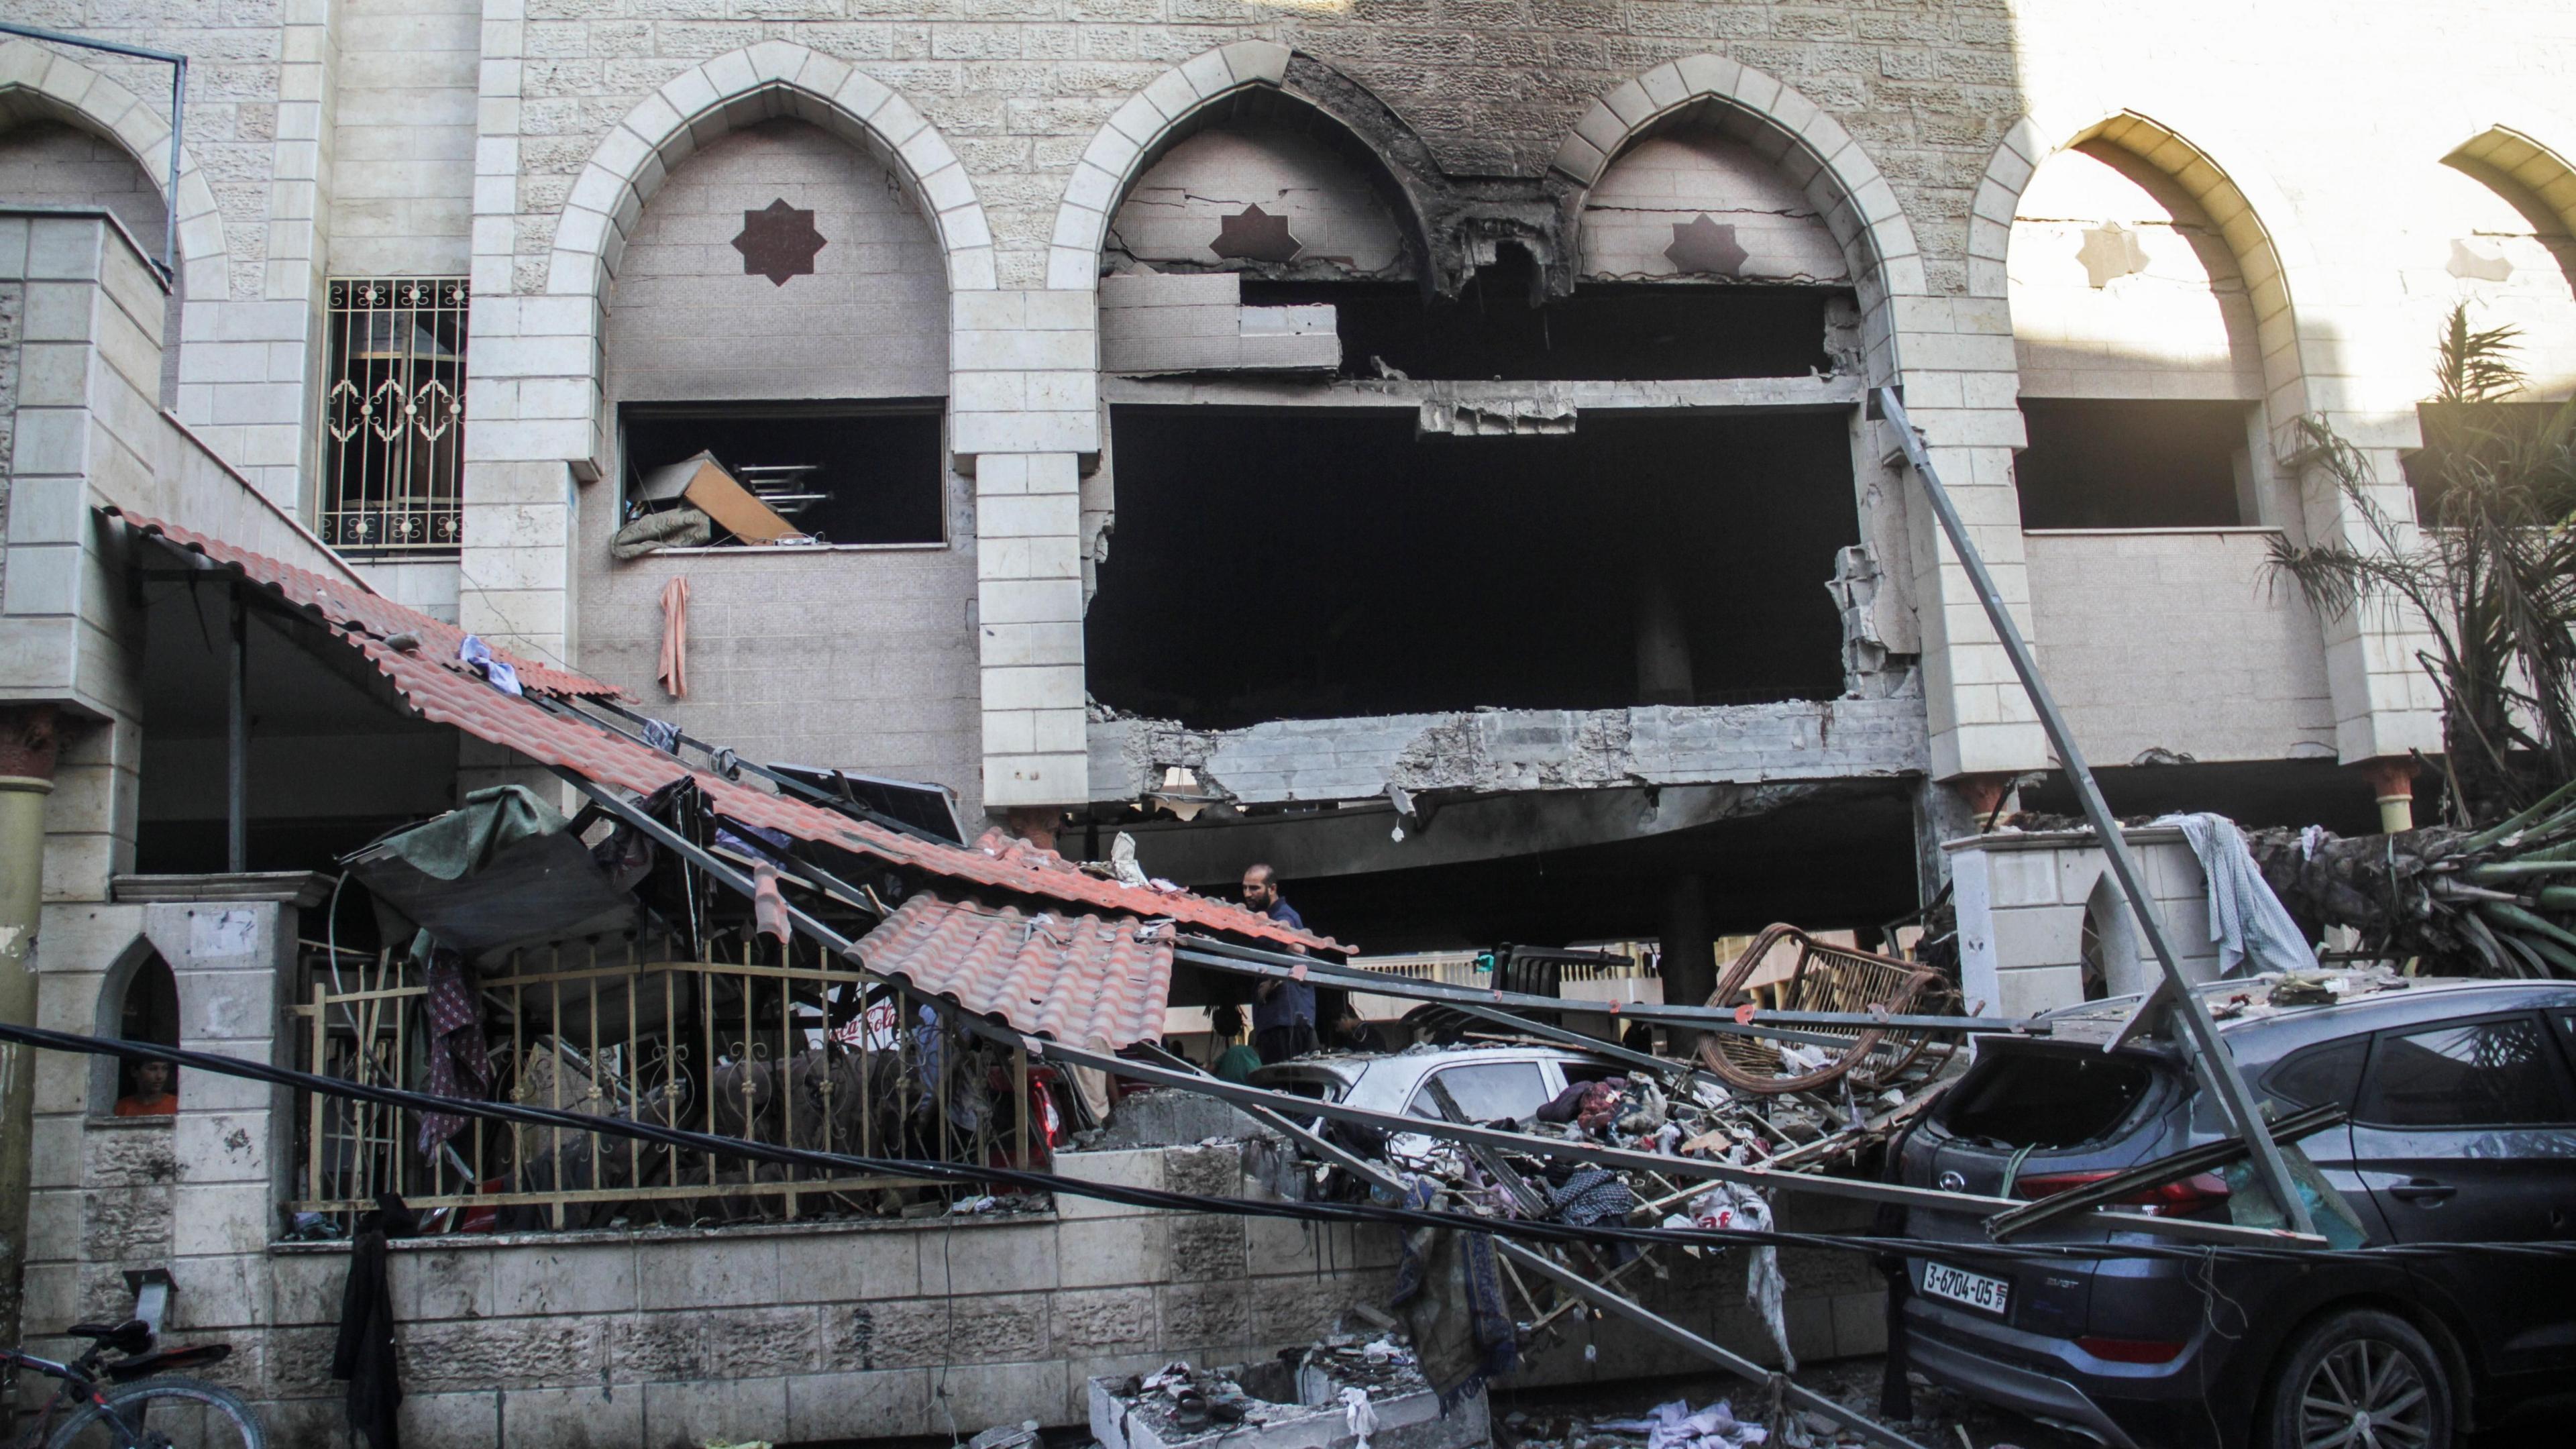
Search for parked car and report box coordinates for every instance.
[1894,974,2576,1449]
[1248,1043,1619,1123]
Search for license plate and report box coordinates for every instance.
[1921,1260,2011,1318]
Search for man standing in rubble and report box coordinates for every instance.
[1243,863,1318,1063]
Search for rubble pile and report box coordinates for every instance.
[1089,1342,1489,1449]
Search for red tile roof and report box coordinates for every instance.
[109,508,1336,955]
[105,508,624,700]
[853,893,1174,1049]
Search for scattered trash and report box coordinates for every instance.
[1595,1398,1770,1449]
[965,1419,1039,1449]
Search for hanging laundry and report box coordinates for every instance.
[657,576,691,698]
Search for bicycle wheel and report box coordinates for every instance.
[44,1375,266,1449]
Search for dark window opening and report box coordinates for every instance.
[2015,398,2252,529]
[112,952,181,1114]
[2401,400,2563,525]
[2358,1015,2574,1128]
[1088,409,1858,727]
[618,401,945,547]
[1242,270,1839,382]
[1940,1046,2156,1148]
[319,278,469,554]
[2264,1037,2369,1114]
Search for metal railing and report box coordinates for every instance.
[317,278,467,553]
[286,934,1043,1234]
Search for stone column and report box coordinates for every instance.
[0,705,58,1357]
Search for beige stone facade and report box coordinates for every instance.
[7,3,2576,1442]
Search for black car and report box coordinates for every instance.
[1894,975,2576,1449]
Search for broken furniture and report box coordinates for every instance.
[1695,925,1950,1095]
[631,450,808,546]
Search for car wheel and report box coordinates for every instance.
[2262,1307,2451,1449]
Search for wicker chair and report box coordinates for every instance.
[1694,924,1951,1095]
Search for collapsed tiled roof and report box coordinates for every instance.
[109,508,1336,954]
[854,893,1173,1049]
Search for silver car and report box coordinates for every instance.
[1246,1043,1618,1124]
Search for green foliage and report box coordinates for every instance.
[2267,304,2576,825]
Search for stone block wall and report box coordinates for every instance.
[2025,529,2336,767]
[24,1098,1890,1449]
[21,898,297,1424]
[1948,826,2219,1016]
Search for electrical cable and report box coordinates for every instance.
[20,1020,2576,1271]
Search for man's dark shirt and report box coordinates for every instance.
[1250,898,1314,1032]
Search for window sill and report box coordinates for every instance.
[85,1114,176,1129]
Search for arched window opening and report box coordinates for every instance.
[2009,142,2267,529]
[1091,103,1872,725]
[2401,141,2576,522]
[605,117,951,552]
[2081,875,2139,1003]
[110,951,180,1118]
[0,112,181,406]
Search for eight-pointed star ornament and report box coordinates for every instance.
[1210,204,1303,263]
[733,197,827,286]
[2075,221,2149,288]
[1665,213,1750,276]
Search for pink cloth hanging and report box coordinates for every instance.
[657,576,690,698]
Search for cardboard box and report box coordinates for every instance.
[636,451,804,544]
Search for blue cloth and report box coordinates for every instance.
[1250,898,1315,1031]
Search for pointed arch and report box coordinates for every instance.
[543,41,996,303]
[0,39,229,297]
[87,934,177,1116]
[1047,40,1440,292]
[2446,127,2576,235]
[1550,55,1925,383]
[1970,109,2320,427]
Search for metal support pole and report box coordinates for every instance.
[227,584,248,873]
[1872,386,2316,1236]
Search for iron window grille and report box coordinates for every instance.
[319,278,468,553]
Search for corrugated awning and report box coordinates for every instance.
[853,893,1173,1049]
[108,507,1338,954]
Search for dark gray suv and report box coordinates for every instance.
[1894,975,2576,1449]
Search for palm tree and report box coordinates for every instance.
[2240,307,2576,975]
[2266,304,2576,826]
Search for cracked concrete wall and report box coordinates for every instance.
[1108,125,1411,278]
[1579,130,1848,283]
[1087,697,1927,806]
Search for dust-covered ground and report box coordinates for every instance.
[1487,1359,2090,1449]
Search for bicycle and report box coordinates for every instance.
[0,1318,264,1449]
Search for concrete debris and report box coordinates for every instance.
[1415,383,1577,436]
[1082,1086,1283,1150]
[1089,1343,1487,1449]
[1089,700,1929,808]
[967,1420,1042,1449]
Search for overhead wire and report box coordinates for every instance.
[17,1019,2575,1272]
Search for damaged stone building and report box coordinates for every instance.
[5,0,2576,1443]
